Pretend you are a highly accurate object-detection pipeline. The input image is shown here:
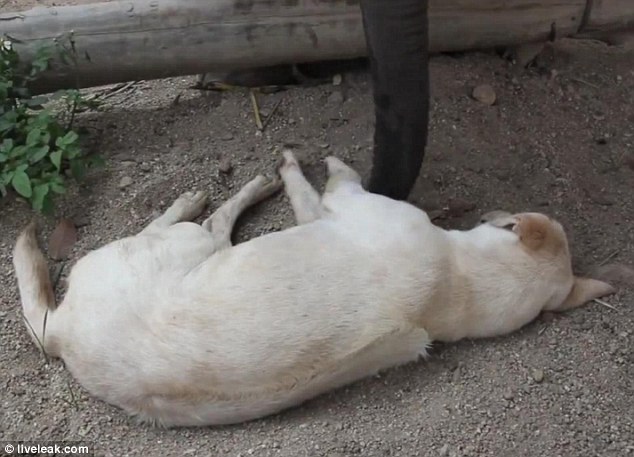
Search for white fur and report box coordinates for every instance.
[12,152,613,427]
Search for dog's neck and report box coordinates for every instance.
[415,225,542,342]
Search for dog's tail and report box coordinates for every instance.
[13,221,58,356]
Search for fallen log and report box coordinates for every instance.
[584,0,634,32]
[1,0,633,94]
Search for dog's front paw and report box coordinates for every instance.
[253,175,283,200]
[277,149,300,174]
[173,191,208,219]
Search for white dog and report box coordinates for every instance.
[13,150,614,427]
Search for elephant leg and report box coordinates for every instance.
[361,0,430,201]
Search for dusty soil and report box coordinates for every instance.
[1,1,633,456]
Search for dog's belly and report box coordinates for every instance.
[138,325,430,426]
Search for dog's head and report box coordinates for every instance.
[479,211,615,312]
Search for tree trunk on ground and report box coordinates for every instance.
[0,0,632,94]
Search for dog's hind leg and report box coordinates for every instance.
[278,149,323,225]
[202,175,282,250]
[324,156,363,195]
[140,191,208,235]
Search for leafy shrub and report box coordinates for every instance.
[0,36,102,213]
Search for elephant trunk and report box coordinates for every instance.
[361,0,430,200]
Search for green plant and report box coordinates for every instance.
[0,36,102,214]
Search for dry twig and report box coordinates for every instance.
[599,249,620,266]
[250,89,264,130]
[571,78,600,90]
[261,97,283,131]
[593,298,618,311]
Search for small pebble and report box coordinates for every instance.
[472,84,497,105]
[451,367,461,383]
[72,212,90,228]
[118,176,133,189]
[219,158,233,174]
[532,369,545,383]
[511,42,545,67]
[332,74,343,86]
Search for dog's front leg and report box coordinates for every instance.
[324,156,363,195]
[202,175,281,250]
[278,149,324,225]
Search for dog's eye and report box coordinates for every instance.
[501,222,516,231]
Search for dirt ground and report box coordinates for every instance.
[1,2,633,457]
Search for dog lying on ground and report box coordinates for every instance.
[13,150,614,427]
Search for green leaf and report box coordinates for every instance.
[26,128,42,145]
[70,159,85,180]
[50,149,62,170]
[46,121,64,139]
[0,117,14,133]
[40,192,54,215]
[0,182,6,197]
[9,145,26,159]
[47,174,66,193]
[0,110,18,123]
[31,183,49,211]
[30,112,52,129]
[0,152,7,162]
[50,181,66,194]
[11,170,32,198]
[63,143,80,159]
[1,171,13,185]
[29,145,50,163]
[66,130,79,143]
[0,138,13,153]
[58,130,78,147]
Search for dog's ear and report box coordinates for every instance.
[512,214,549,250]
[486,214,518,231]
[479,210,512,225]
[486,212,566,253]
[556,277,615,311]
